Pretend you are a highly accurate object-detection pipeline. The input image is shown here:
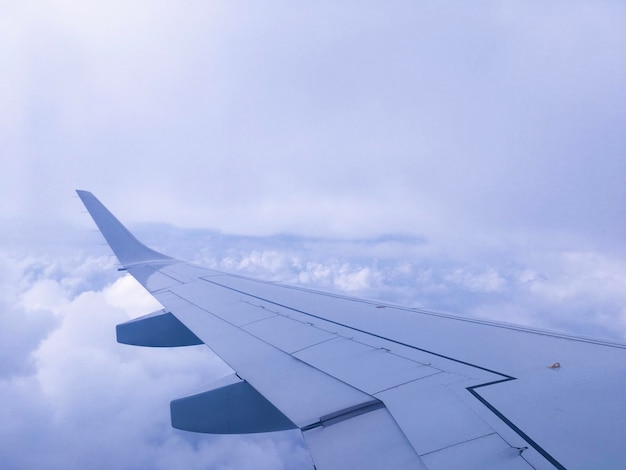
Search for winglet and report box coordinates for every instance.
[76,190,174,267]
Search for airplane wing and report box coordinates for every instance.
[76,190,626,469]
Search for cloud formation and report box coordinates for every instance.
[2,2,626,467]
[2,1,625,249]
[135,225,626,339]
[0,250,311,469]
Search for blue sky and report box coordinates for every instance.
[2,1,626,468]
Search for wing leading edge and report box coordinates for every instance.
[77,191,626,470]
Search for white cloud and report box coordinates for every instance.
[19,279,68,314]
[2,1,625,252]
[0,251,310,469]
[175,229,626,340]
[443,267,507,293]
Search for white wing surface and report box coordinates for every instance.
[77,191,626,470]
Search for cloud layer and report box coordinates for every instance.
[2,1,625,248]
[3,220,626,468]
[0,249,311,469]
[2,2,626,467]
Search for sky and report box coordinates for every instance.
[2,1,626,468]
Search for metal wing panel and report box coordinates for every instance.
[476,366,626,469]
[376,372,495,457]
[241,315,337,354]
[293,337,440,394]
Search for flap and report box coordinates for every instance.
[116,309,203,347]
[171,375,297,434]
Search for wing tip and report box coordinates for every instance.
[77,190,175,266]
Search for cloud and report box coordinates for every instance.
[0,249,311,469]
[151,226,626,340]
[2,2,625,251]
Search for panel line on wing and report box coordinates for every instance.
[418,432,498,457]
[287,336,341,355]
[371,372,445,395]
[467,383,566,470]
